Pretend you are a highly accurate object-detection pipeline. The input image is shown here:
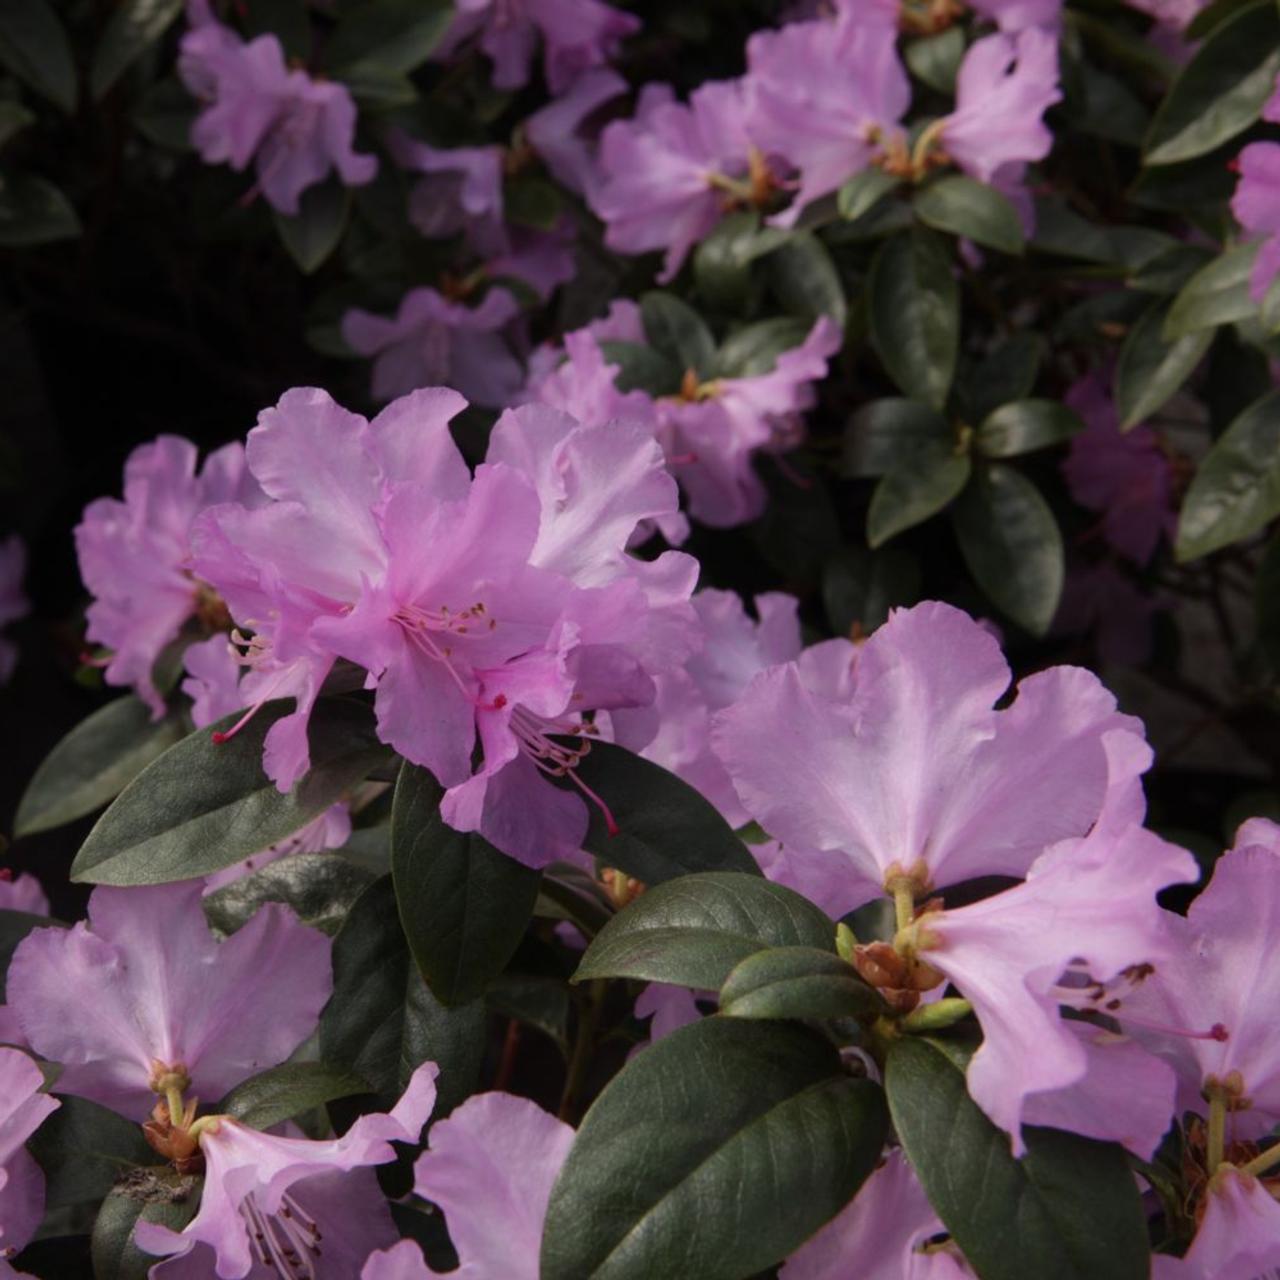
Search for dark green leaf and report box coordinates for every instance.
[505,176,563,231]
[715,317,813,379]
[887,1037,1150,1280]
[904,26,965,94]
[485,974,571,1055]
[0,174,81,247]
[0,101,35,146]
[202,851,377,938]
[15,697,187,838]
[541,1018,888,1280]
[319,877,484,1115]
[693,211,788,311]
[132,76,195,149]
[1176,390,1280,559]
[868,448,971,547]
[1062,58,1150,146]
[1186,0,1260,39]
[640,292,717,379]
[217,1061,371,1129]
[837,168,900,223]
[719,946,882,1021]
[337,63,416,108]
[391,761,540,1006]
[596,341,682,396]
[91,1170,201,1280]
[243,0,310,60]
[71,698,390,886]
[841,398,951,478]
[273,180,351,274]
[565,741,760,886]
[0,0,77,112]
[1130,243,1216,294]
[764,231,848,327]
[954,465,1063,635]
[976,400,1083,458]
[914,175,1024,257]
[325,0,453,74]
[576,872,835,989]
[1129,147,1237,213]
[868,230,959,409]
[964,334,1043,422]
[30,1097,154,1210]
[1144,0,1280,164]
[1116,299,1212,428]
[822,546,920,636]
[90,0,184,100]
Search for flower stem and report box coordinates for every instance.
[1207,1094,1227,1172]
[892,879,916,933]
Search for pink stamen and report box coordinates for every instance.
[1117,1012,1229,1044]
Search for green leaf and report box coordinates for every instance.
[596,341,681,396]
[714,316,812,380]
[954,465,1063,636]
[693,210,788,311]
[822,546,920,636]
[0,173,81,247]
[1144,0,1280,164]
[0,100,35,146]
[90,0,184,99]
[837,168,900,223]
[1062,58,1150,146]
[202,851,378,938]
[1129,243,1216,295]
[563,741,760,886]
[29,1097,155,1210]
[868,230,959,410]
[719,946,882,1021]
[71,698,390,886]
[0,909,64,1002]
[0,0,77,112]
[505,176,563,231]
[1176,389,1280,559]
[132,76,195,149]
[575,872,835,989]
[914,175,1024,257]
[325,0,453,74]
[640,291,717,379]
[904,25,965,94]
[336,63,416,109]
[976,400,1083,458]
[91,1170,201,1280]
[764,231,848,327]
[541,1018,888,1280]
[887,1037,1150,1280]
[1116,299,1212,428]
[868,448,971,547]
[273,180,350,274]
[391,761,541,1007]
[485,974,571,1055]
[15,696,187,837]
[841,398,951,478]
[963,334,1043,421]
[1187,0,1260,39]
[217,1061,372,1129]
[319,877,485,1115]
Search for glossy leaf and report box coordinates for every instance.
[964,334,1043,422]
[325,0,453,74]
[868,230,959,410]
[693,210,788,311]
[640,291,717,379]
[273,180,351,274]
[217,1061,372,1129]
[91,1171,201,1280]
[541,1018,888,1280]
[719,946,882,1021]
[954,465,1063,636]
[1117,299,1212,429]
[1176,390,1280,560]
[15,696,187,837]
[597,340,681,396]
[841,398,951,478]
[904,26,965,94]
[90,0,184,99]
[868,448,971,547]
[391,761,541,1006]
[71,698,390,886]
[914,175,1024,257]
[1164,244,1260,339]
[822,546,920,636]
[887,1037,1150,1280]
[976,400,1083,458]
[29,1097,154,1210]
[715,316,812,379]
[765,231,848,327]
[837,168,900,223]
[576,872,835,989]
[0,0,77,112]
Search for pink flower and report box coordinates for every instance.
[1053,560,1163,666]
[435,0,639,94]
[137,1064,438,1277]
[591,80,774,282]
[342,288,522,408]
[411,1091,574,1278]
[394,138,506,252]
[1153,1167,1280,1279]
[75,436,261,717]
[1231,142,1280,303]
[8,883,332,1121]
[0,536,28,685]
[484,222,577,302]
[1060,371,1176,566]
[782,1149,971,1279]
[632,983,705,1050]
[713,601,1149,917]
[526,68,628,195]
[0,875,47,918]
[179,22,376,215]
[0,1049,59,1273]
[201,804,353,893]
[909,824,1197,1151]
[745,13,910,226]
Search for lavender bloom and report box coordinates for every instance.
[525,68,628,195]
[1231,142,1280,303]
[1153,1167,1280,1279]
[0,1049,59,1274]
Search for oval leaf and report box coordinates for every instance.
[822,546,920,635]
[71,698,390,886]
[1116,299,1213,429]
[640,292,717,379]
[91,1170,201,1280]
[90,0,184,100]
[837,168,900,223]
[914,175,1024,257]
[541,1018,888,1280]
[868,448,971,547]
[217,1061,372,1129]
[764,231,848,327]
[273,180,350,274]
[887,1037,1150,1280]
[976,400,1083,458]
[0,0,77,112]
[325,0,452,74]
[15,696,187,838]
[0,174,81,247]
[1163,242,1260,339]
[719,946,883,1021]
[954,464,1063,636]
[841,398,951,478]
[1176,389,1280,560]
[576,872,835,989]
[391,761,541,1007]
[868,230,959,410]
